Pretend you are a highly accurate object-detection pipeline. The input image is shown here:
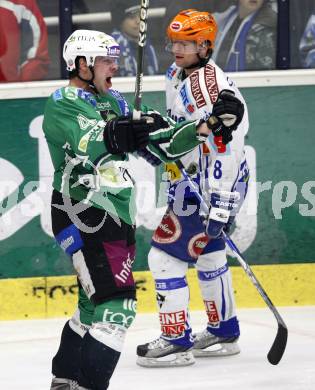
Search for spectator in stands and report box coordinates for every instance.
[0,0,50,82]
[212,0,277,71]
[110,1,158,76]
[290,0,315,68]
[163,0,231,27]
[299,10,315,68]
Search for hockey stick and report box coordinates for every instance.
[222,232,288,365]
[133,0,150,120]
[176,160,288,365]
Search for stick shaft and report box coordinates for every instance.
[134,0,150,118]
[176,161,287,363]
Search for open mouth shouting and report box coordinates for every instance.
[105,76,112,88]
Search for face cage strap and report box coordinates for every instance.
[185,46,213,68]
[73,57,96,88]
[181,50,213,80]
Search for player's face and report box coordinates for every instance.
[93,56,119,94]
[170,41,200,68]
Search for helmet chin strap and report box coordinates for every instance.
[183,48,212,78]
[182,53,211,80]
[77,66,99,93]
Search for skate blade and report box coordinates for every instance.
[193,342,240,357]
[137,351,195,368]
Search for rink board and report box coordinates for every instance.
[0,263,314,320]
[1,74,315,321]
[1,83,315,280]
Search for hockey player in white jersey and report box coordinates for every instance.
[137,9,250,367]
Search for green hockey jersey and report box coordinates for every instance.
[43,86,203,225]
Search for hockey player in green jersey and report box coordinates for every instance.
[44,29,224,390]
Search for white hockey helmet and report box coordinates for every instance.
[63,29,120,71]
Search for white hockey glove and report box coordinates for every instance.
[205,189,240,238]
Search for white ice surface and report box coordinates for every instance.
[0,307,314,390]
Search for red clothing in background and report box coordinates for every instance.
[0,0,50,82]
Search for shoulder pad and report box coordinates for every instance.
[52,88,63,102]
[52,87,97,108]
[166,63,179,80]
[108,89,130,116]
[77,88,97,107]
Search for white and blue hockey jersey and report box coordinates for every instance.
[165,59,249,204]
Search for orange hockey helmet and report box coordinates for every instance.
[167,9,217,49]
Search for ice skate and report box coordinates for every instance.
[50,378,80,390]
[50,377,90,390]
[137,336,195,367]
[193,329,240,357]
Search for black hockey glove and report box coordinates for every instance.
[199,115,233,145]
[144,111,170,130]
[136,111,170,166]
[223,215,236,234]
[212,89,244,136]
[104,115,155,154]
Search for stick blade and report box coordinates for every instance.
[267,323,288,365]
